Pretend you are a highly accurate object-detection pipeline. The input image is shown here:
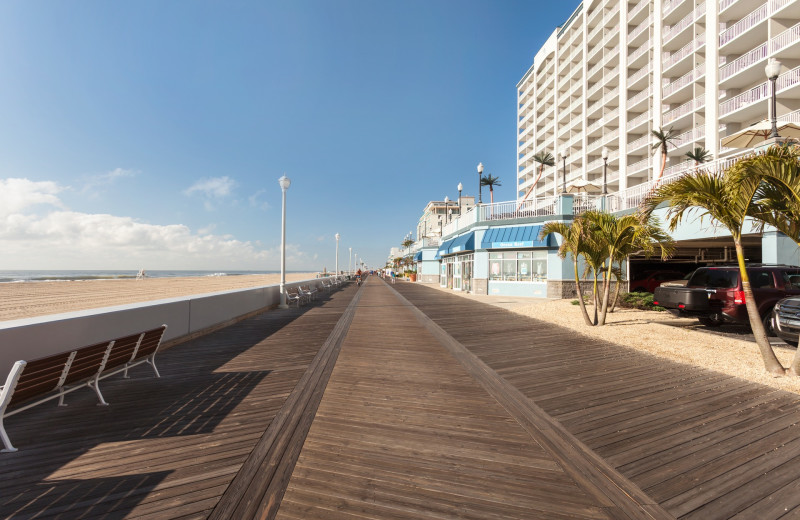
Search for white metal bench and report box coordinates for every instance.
[0,324,167,452]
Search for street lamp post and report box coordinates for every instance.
[477,163,484,204]
[278,174,291,309]
[448,208,453,223]
[766,58,782,139]
[349,247,352,275]
[560,151,567,194]
[601,147,609,196]
[335,233,340,275]
[457,182,463,217]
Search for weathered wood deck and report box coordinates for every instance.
[2,276,800,519]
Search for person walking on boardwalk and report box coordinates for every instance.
[390,269,396,284]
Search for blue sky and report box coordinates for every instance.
[0,0,577,272]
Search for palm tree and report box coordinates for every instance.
[651,127,678,183]
[402,238,414,249]
[480,174,502,205]
[686,147,712,166]
[740,145,800,375]
[519,151,555,207]
[581,211,674,325]
[541,219,594,326]
[642,165,786,376]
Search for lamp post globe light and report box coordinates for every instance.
[765,58,782,139]
[278,174,291,309]
[601,147,609,196]
[457,182,463,215]
[559,151,567,194]
[477,162,484,204]
[335,233,340,275]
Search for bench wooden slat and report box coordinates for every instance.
[62,342,113,385]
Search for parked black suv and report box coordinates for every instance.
[653,264,800,332]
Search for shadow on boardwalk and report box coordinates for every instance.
[0,285,357,519]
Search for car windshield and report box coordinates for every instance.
[688,269,739,289]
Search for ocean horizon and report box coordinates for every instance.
[0,269,307,283]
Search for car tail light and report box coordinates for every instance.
[678,304,685,309]
[734,290,745,304]
[653,300,659,306]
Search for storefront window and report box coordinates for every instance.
[488,250,547,282]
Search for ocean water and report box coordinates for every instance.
[0,270,288,283]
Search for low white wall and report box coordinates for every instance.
[0,278,330,380]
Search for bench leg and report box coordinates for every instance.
[88,378,109,406]
[0,418,16,452]
[147,355,161,378]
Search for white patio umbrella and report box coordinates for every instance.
[565,179,602,193]
[720,119,800,148]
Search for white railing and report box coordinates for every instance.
[627,110,652,130]
[783,108,800,123]
[663,95,703,124]
[771,0,793,13]
[629,157,651,174]
[627,86,651,106]
[631,0,650,19]
[771,22,800,54]
[628,62,652,85]
[663,7,695,42]
[720,65,800,116]
[479,197,559,222]
[663,0,684,17]
[720,3,768,47]
[719,43,767,81]
[663,34,704,70]
[663,68,695,98]
[628,134,651,152]
[719,0,739,12]
[629,15,652,42]
[627,41,651,65]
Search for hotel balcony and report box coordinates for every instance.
[627,39,651,68]
[663,0,692,22]
[719,3,769,54]
[630,0,650,23]
[627,86,652,112]
[626,110,652,132]
[628,14,653,47]
[627,133,651,154]
[628,62,653,91]
[663,2,705,50]
[719,42,768,89]
[663,94,705,126]
[719,64,800,123]
[663,63,705,104]
[663,34,705,76]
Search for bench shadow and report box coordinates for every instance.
[0,284,356,519]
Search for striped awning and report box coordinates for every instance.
[435,238,455,259]
[448,232,475,254]
[481,225,550,249]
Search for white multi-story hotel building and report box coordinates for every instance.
[517,0,800,202]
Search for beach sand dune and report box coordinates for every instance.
[0,273,317,322]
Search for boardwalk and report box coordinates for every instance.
[2,277,800,519]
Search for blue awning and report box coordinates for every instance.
[435,238,455,259]
[448,232,475,254]
[481,225,551,249]
[413,251,422,261]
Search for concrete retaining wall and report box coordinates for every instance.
[0,278,330,380]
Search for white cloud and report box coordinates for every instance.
[79,168,137,198]
[0,178,65,217]
[0,178,312,270]
[248,189,269,210]
[184,176,236,198]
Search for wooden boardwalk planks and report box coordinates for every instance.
[0,285,358,519]
[275,278,650,520]
[393,282,800,519]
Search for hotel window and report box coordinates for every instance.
[489,251,547,282]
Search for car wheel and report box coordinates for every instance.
[762,313,776,337]
[698,316,723,327]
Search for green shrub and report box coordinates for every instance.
[618,292,665,311]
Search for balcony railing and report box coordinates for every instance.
[720,3,768,47]
[627,110,652,131]
[630,0,650,19]
[663,7,695,42]
[663,33,705,70]
[719,43,767,81]
[663,95,703,124]
[663,68,696,98]
[628,62,652,84]
[719,0,738,12]
[627,86,652,106]
[629,14,652,42]
[771,22,800,54]
[663,0,684,17]
[628,134,651,152]
[720,65,800,116]
[627,40,651,65]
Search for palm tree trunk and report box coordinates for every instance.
[610,268,623,313]
[592,272,599,326]
[657,149,667,183]
[517,165,544,210]
[573,256,593,326]
[598,261,614,325]
[735,241,785,375]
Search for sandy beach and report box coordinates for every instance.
[0,273,317,322]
